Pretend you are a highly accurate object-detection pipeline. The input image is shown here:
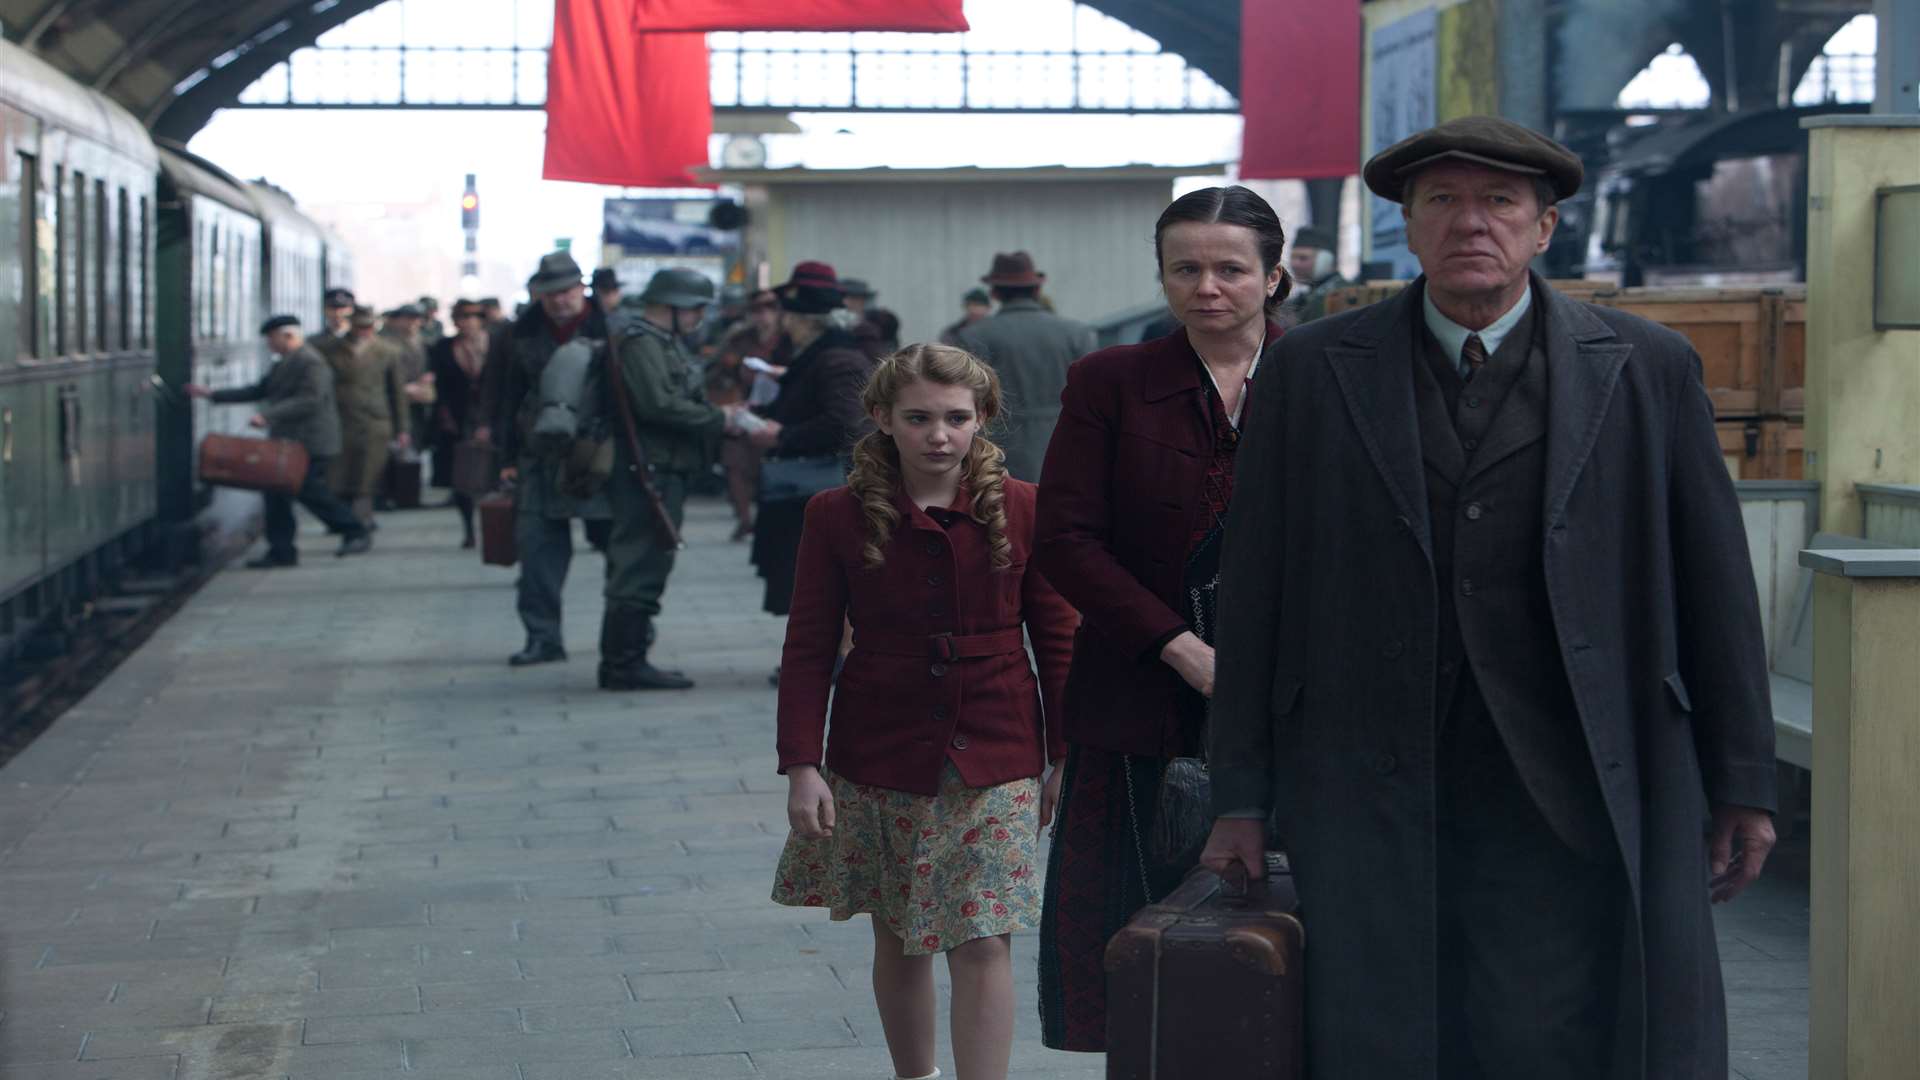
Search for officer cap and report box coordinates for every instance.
[1292,225,1337,252]
[527,251,585,297]
[259,314,300,335]
[383,304,425,319]
[350,305,377,328]
[963,287,991,306]
[1363,115,1583,205]
[324,287,356,308]
[638,268,716,309]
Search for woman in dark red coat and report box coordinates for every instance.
[1032,186,1293,1051]
[772,344,1077,1080]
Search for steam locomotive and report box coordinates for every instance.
[1,37,353,667]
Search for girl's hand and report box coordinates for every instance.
[787,766,836,839]
[1039,758,1066,830]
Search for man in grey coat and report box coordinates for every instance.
[187,316,370,567]
[956,252,1096,481]
[1202,117,1778,1079]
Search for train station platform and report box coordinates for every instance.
[0,498,1809,1080]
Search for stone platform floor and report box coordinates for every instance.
[0,498,1808,1079]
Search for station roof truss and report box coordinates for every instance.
[0,0,1245,140]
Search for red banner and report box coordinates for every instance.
[1239,0,1361,180]
[544,0,712,187]
[633,0,967,32]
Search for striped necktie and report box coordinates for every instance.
[1461,333,1488,381]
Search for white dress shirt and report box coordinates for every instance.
[1423,286,1532,378]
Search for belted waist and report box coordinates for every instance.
[855,629,1026,662]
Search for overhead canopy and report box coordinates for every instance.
[0,0,1244,142]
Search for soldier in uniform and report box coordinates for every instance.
[381,303,433,450]
[1279,224,1351,324]
[312,287,355,350]
[324,306,407,527]
[599,268,732,691]
[418,296,446,346]
[486,251,615,668]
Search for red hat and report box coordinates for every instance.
[982,251,1046,288]
[776,261,840,291]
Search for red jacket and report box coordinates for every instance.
[776,479,1078,795]
[1034,325,1280,757]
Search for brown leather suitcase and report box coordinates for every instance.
[198,433,310,496]
[385,454,423,508]
[451,439,496,496]
[1105,857,1305,1080]
[477,492,517,567]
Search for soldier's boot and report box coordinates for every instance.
[601,614,693,691]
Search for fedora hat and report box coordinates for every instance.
[982,251,1045,288]
[526,251,586,297]
[773,261,845,315]
[1364,115,1584,205]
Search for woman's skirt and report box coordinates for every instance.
[772,764,1043,956]
[750,496,808,615]
[1037,744,1190,1052]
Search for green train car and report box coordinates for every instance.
[1,38,352,668]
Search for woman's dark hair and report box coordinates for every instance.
[1154,185,1293,308]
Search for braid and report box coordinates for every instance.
[847,430,903,568]
[853,342,1009,569]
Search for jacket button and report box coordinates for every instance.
[925,542,942,556]
[1460,578,1476,596]
[928,575,943,586]
[951,734,970,750]
[1381,640,1405,659]
[1465,396,1482,409]
[1373,753,1398,776]
[1463,438,1479,451]
[1464,502,1484,521]
[932,705,949,721]
[929,606,946,618]
[930,663,948,678]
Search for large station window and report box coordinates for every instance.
[95,178,108,352]
[72,171,87,355]
[17,153,40,358]
[138,195,149,348]
[53,165,65,356]
[117,187,131,350]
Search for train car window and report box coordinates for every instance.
[95,179,108,352]
[73,171,87,355]
[17,153,41,358]
[53,164,66,356]
[117,187,131,350]
[138,195,150,349]
[209,226,222,343]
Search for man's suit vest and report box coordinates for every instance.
[1411,296,1611,856]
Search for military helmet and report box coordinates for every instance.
[638,268,716,309]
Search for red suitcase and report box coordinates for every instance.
[477,492,518,567]
[198,433,310,496]
[1105,857,1305,1080]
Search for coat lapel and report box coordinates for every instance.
[1326,283,1432,563]
[1539,274,1633,529]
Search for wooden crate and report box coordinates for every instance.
[1717,418,1804,481]
[1319,279,1606,317]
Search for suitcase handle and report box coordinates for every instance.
[1219,852,1292,902]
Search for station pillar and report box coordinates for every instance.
[1801,113,1920,1080]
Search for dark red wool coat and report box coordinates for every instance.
[776,478,1078,795]
[1033,324,1282,757]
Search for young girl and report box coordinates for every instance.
[771,344,1078,1080]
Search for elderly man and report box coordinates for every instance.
[484,251,615,667]
[186,316,370,565]
[1279,224,1349,323]
[956,252,1096,481]
[1202,116,1777,1080]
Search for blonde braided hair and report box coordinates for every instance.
[846,343,1012,570]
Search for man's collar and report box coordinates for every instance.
[1422,285,1532,367]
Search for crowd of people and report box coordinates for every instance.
[198,115,1782,1080]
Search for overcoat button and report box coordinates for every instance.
[925,542,942,556]
[930,663,949,677]
[928,575,943,586]
[1460,578,1476,596]
[932,705,949,721]
[1373,753,1398,776]
[951,734,970,750]
[1382,640,1405,659]
[1395,515,1412,531]
[1465,396,1482,409]
[1463,438,1479,451]
[930,606,946,618]
[1465,503,1484,521]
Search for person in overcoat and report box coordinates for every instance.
[426,299,491,547]
[956,252,1097,482]
[746,262,874,630]
[1202,116,1779,1080]
[1031,187,1290,1052]
[324,306,406,527]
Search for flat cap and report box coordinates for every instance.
[259,314,300,335]
[1363,115,1583,205]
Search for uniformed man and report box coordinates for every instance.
[1279,224,1351,323]
[381,303,433,449]
[418,296,446,346]
[312,287,356,350]
[485,251,615,668]
[598,268,731,691]
[324,306,407,527]
[184,316,371,564]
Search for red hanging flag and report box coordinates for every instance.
[545,0,712,187]
[632,0,967,32]
[1239,0,1360,180]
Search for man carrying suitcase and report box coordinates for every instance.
[1202,117,1778,1080]
[186,316,371,566]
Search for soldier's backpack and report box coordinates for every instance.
[528,340,614,497]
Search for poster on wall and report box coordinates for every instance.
[1368,9,1437,278]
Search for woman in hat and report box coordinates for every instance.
[426,299,493,547]
[746,262,875,681]
[1030,186,1292,1052]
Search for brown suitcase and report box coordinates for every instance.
[1105,857,1305,1080]
[198,433,310,496]
[385,454,423,508]
[477,492,517,567]
[451,439,496,496]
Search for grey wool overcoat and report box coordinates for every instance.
[1209,274,1777,1079]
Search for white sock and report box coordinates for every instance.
[896,1071,942,1080]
